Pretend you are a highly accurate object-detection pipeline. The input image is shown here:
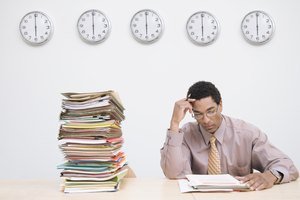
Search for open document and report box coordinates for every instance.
[178,174,249,193]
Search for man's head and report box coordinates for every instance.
[187,81,223,134]
[187,81,221,104]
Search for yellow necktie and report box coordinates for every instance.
[208,136,221,174]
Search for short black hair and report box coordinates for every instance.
[187,81,221,105]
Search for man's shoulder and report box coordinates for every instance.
[223,115,260,133]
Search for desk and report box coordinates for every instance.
[0,178,299,200]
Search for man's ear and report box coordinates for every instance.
[218,100,223,112]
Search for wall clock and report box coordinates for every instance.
[241,10,275,45]
[77,9,111,44]
[186,11,220,46]
[130,9,163,44]
[19,11,53,45]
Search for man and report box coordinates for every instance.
[160,81,299,191]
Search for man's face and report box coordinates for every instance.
[192,96,223,134]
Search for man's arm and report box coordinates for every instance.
[169,98,195,132]
[160,129,192,178]
[237,129,299,190]
[160,98,195,178]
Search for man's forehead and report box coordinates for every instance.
[191,96,216,108]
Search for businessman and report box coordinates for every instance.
[160,81,299,191]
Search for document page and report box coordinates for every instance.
[187,174,248,189]
[178,174,249,193]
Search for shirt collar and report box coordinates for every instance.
[199,115,226,145]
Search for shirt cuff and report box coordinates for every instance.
[270,167,288,184]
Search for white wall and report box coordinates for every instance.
[0,0,299,179]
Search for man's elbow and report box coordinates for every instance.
[162,168,186,179]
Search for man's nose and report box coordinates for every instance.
[202,114,210,123]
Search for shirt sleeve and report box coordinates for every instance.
[251,129,299,183]
[160,129,192,179]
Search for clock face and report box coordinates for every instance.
[77,9,111,44]
[130,9,163,44]
[186,11,220,46]
[241,10,275,45]
[19,11,53,45]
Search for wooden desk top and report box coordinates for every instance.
[0,178,299,200]
[0,178,193,200]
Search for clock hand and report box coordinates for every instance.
[201,14,204,37]
[34,13,37,37]
[145,12,148,35]
[92,11,95,35]
[256,13,259,36]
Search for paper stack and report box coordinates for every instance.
[57,91,128,193]
[178,174,249,193]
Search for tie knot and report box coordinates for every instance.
[210,136,216,144]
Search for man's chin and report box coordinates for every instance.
[205,126,216,134]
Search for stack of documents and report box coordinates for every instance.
[58,91,128,193]
[178,174,249,193]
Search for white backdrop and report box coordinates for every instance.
[0,0,299,179]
